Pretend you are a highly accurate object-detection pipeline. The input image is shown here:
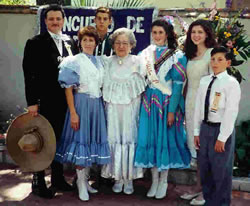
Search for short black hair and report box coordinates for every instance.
[44,4,65,19]
[211,46,232,60]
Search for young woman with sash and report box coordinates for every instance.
[134,17,191,199]
[54,26,110,201]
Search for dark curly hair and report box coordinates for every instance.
[184,19,217,60]
[151,19,177,49]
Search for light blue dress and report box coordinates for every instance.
[55,53,110,167]
[134,46,191,171]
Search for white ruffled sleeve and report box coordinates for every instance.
[58,56,81,88]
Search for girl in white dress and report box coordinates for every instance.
[101,28,146,194]
[180,19,217,205]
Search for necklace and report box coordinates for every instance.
[117,57,124,65]
[118,59,123,65]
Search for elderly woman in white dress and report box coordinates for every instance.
[101,28,146,195]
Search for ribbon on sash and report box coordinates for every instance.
[143,46,175,96]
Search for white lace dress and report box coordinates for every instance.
[101,55,146,180]
[185,48,212,158]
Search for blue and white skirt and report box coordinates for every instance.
[55,93,110,167]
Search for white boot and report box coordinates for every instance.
[155,170,168,199]
[76,169,89,201]
[112,179,124,193]
[147,167,159,197]
[85,168,98,193]
[123,179,134,195]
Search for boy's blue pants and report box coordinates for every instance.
[198,122,235,206]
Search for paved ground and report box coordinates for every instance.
[0,164,250,206]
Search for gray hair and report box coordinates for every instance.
[109,28,137,49]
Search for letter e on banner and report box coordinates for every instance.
[136,17,144,33]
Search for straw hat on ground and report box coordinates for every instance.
[6,113,56,172]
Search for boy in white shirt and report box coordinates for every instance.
[193,46,241,206]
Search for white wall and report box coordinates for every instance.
[0,11,249,125]
[0,13,36,121]
[70,0,226,8]
[151,0,226,9]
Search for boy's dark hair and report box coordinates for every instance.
[95,7,112,19]
[211,46,232,60]
[44,4,65,19]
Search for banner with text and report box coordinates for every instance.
[37,6,158,54]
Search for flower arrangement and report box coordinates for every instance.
[209,10,250,83]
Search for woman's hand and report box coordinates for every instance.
[167,112,175,127]
[70,112,79,131]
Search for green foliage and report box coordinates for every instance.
[64,0,71,5]
[234,120,250,177]
[0,0,30,5]
[72,0,148,8]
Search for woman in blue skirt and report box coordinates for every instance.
[55,26,110,201]
[134,17,191,199]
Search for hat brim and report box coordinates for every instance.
[6,113,56,172]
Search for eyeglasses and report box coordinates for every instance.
[114,41,129,46]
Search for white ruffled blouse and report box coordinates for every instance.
[102,55,146,104]
[58,53,104,98]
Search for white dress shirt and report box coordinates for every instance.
[194,71,241,142]
[48,30,63,56]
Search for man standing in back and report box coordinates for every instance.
[94,6,113,56]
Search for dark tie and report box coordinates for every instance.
[204,76,217,122]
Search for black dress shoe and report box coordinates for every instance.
[51,178,74,192]
[32,171,55,199]
[32,184,55,199]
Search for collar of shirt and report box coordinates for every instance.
[48,31,71,41]
[48,30,63,40]
[211,70,227,80]
[98,33,109,43]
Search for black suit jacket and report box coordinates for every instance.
[23,31,78,139]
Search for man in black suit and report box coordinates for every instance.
[23,5,78,198]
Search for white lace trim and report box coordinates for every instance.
[103,72,146,104]
[134,162,190,171]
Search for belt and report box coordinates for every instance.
[203,120,221,127]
